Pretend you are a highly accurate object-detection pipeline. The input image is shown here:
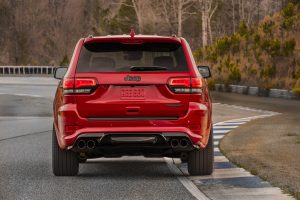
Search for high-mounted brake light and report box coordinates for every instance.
[63,78,97,94]
[130,28,135,38]
[168,77,203,94]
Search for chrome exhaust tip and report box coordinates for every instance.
[77,140,86,149]
[170,139,179,148]
[87,140,96,149]
[179,138,189,148]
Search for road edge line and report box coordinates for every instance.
[164,157,210,200]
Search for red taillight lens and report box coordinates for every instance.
[168,78,190,88]
[191,78,203,88]
[75,78,97,88]
[63,78,97,94]
[167,77,203,94]
[63,79,74,89]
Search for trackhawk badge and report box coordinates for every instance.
[124,75,141,82]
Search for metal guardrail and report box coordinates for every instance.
[269,89,288,98]
[215,84,226,92]
[214,84,299,100]
[248,86,259,96]
[0,66,55,75]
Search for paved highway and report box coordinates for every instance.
[0,77,293,200]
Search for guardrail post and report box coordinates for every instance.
[0,66,60,76]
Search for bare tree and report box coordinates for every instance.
[113,0,145,33]
[197,0,218,47]
[231,0,236,32]
[237,0,262,27]
[159,0,195,36]
[131,0,144,33]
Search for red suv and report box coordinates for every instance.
[53,31,213,176]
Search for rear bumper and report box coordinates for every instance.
[55,102,211,149]
[66,127,201,148]
[72,132,196,157]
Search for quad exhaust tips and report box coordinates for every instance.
[77,139,96,150]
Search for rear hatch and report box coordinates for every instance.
[73,41,192,120]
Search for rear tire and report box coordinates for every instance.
[52,127,79,176]
[188,129,214,175]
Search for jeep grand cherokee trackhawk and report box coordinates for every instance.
[53,31,213,176]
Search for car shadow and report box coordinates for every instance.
[77,159,179,179]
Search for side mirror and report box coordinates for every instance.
[54,67,67,79]
[197,66,211,78]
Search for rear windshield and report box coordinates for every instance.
[76,42,188,72]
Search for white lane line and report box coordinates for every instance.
[217,122,246,125]
[0,92,42,98]
[213,125,239,129]
[214,135,224,139]
[215,123,242,126]
[218,103,275,114]
[218,114,280,125]
[0,116,51,120]
[214,156,229,162]
[214,148,220,152]
[190,168,254,180]
[164,158,209,200]
[208,187,294,200]
[214,130,231,134]
[213,141,219,146]
[220,119,251,123]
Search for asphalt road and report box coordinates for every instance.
[0,77,293,200]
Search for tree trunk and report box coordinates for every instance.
[177,0,182,36]
[232,0,235,33]
[202,7,208,47]
[131,0,143,33]
[208,2,218,45]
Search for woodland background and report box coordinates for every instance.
[0,0,299,90]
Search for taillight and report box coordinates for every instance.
[63,78,97,94]
[167,77,203,94]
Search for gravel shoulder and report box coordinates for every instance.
[212,92,300,199]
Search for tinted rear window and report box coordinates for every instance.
[76,42,188,72]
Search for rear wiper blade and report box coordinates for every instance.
[130,66,168,71]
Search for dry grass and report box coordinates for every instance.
[212,92,300,199]
[220,115,300,199]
